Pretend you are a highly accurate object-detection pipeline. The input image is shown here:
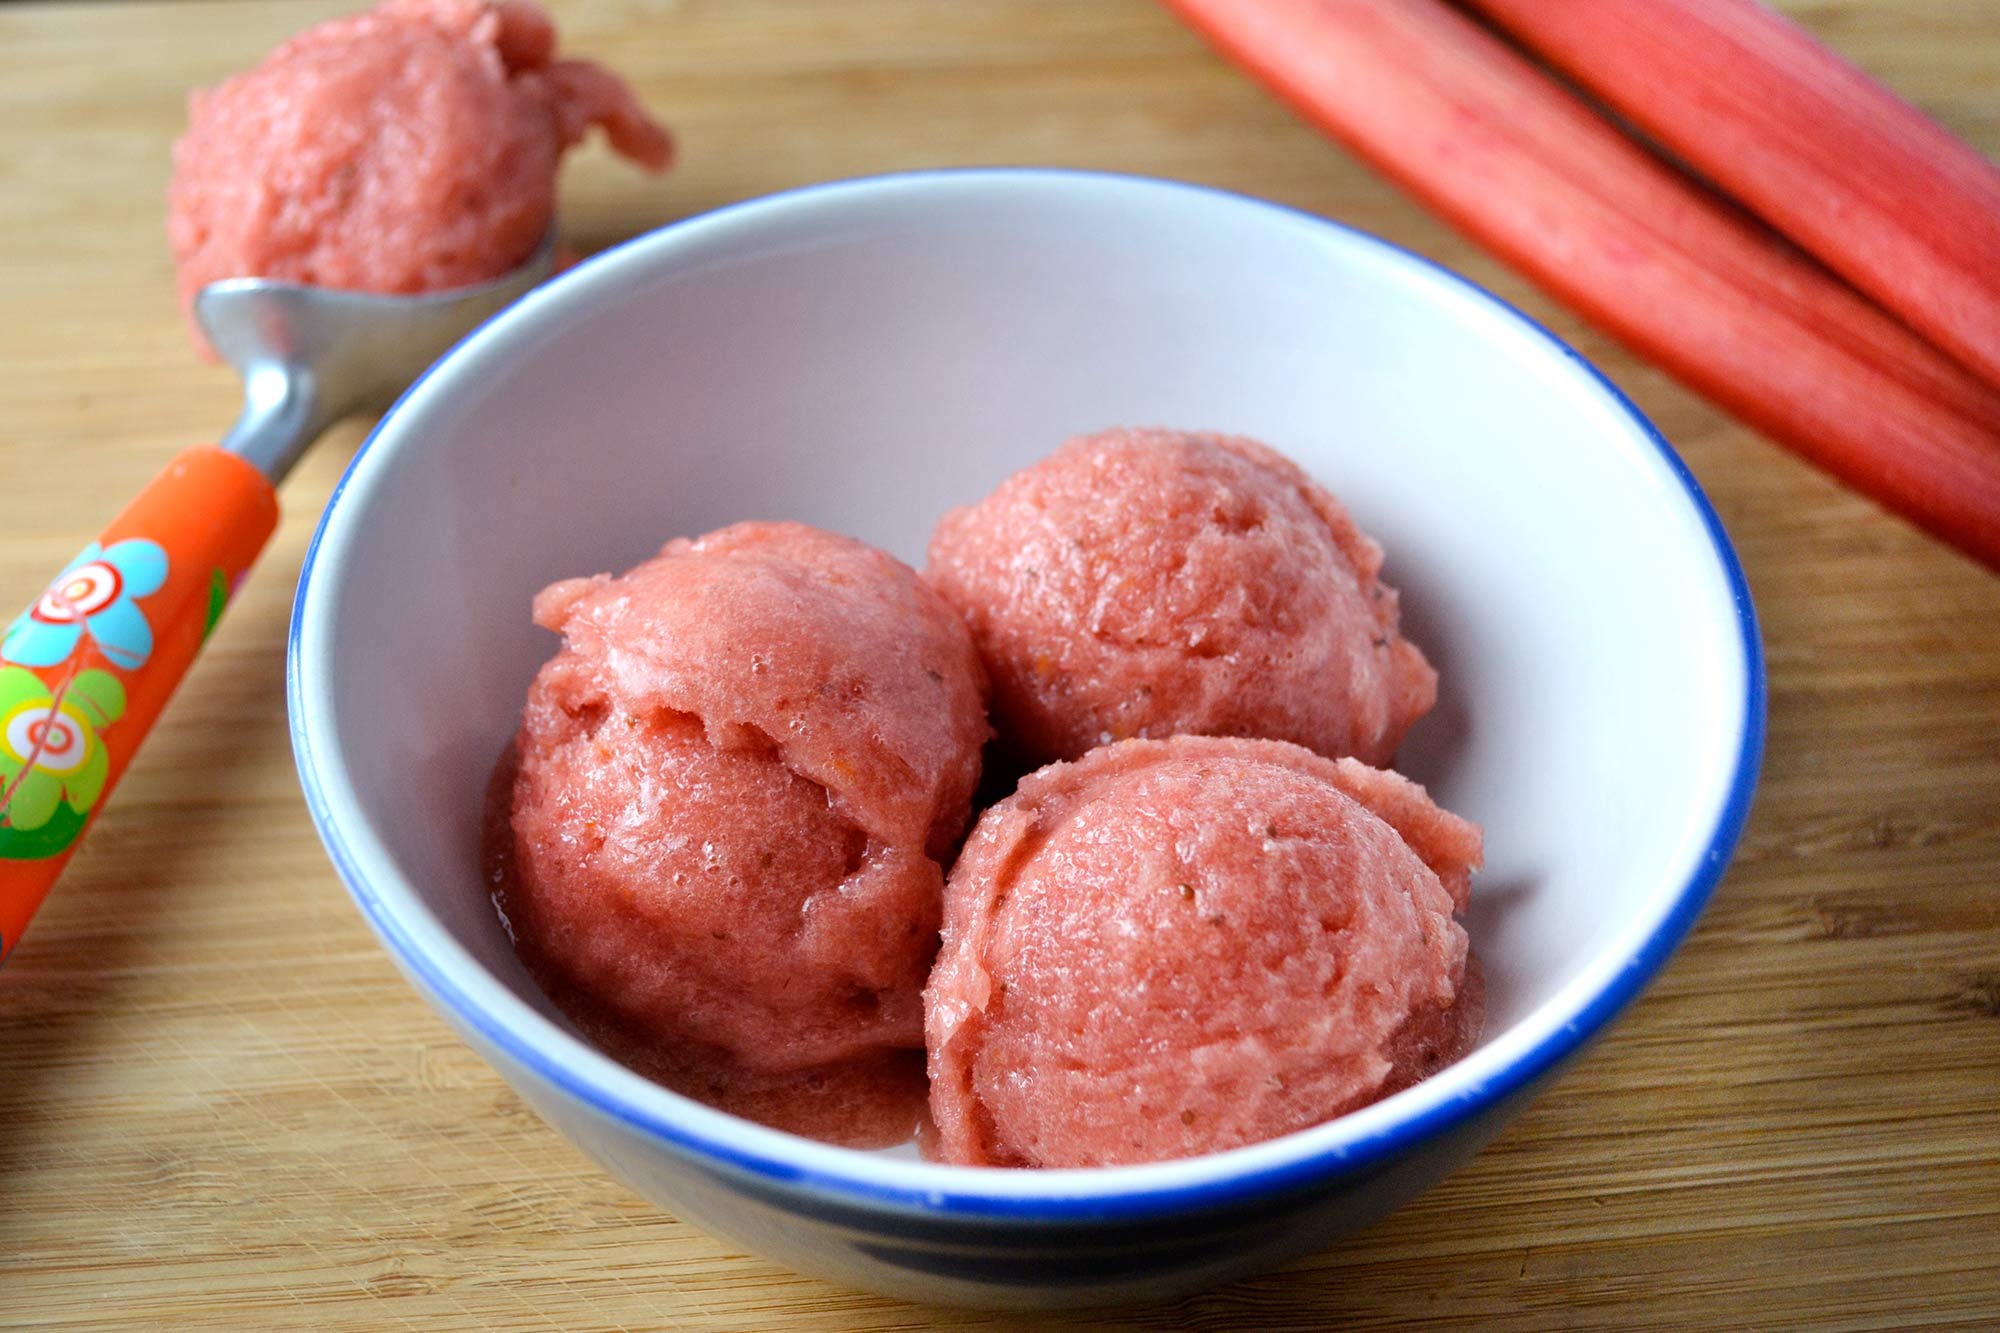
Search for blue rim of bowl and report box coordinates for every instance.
[288,167,1766,1222]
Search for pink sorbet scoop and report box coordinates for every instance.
[924,735,1483,1168]
[168,0,670,351]
[927,428,1438,769]
[497,522,990,1146]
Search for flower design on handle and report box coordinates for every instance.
[2,539,168,671]
[0,666,125,837]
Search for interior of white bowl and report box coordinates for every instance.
[290,169,1760,1210]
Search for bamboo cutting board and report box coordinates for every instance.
[1,2,1996,1327]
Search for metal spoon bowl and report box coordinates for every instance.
[197,233,559,482]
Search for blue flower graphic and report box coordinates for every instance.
[2,539,169,671]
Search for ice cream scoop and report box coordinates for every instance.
[0,242,555,962]
[497,520,991,1145]
[167,0,670,354]
[925,735,1483,1168]
[926,428,1437,769]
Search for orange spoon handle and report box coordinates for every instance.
[0,446,278,963]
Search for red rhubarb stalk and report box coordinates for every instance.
[1160,0,2000,570]
[1464,0,2000,392]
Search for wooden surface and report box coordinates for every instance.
[2,1,1996,1327]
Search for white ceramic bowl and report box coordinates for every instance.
[289,169,1763,1308]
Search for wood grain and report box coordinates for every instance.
[1,1,1996,1327]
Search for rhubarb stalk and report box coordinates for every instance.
[1161,0,2000,570]
[1464,0,2000,392]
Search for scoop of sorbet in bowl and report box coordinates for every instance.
[927,428,1437,768]
[925,735,1483,1168]
[498,522,989,1146]
[167,0,670,351]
